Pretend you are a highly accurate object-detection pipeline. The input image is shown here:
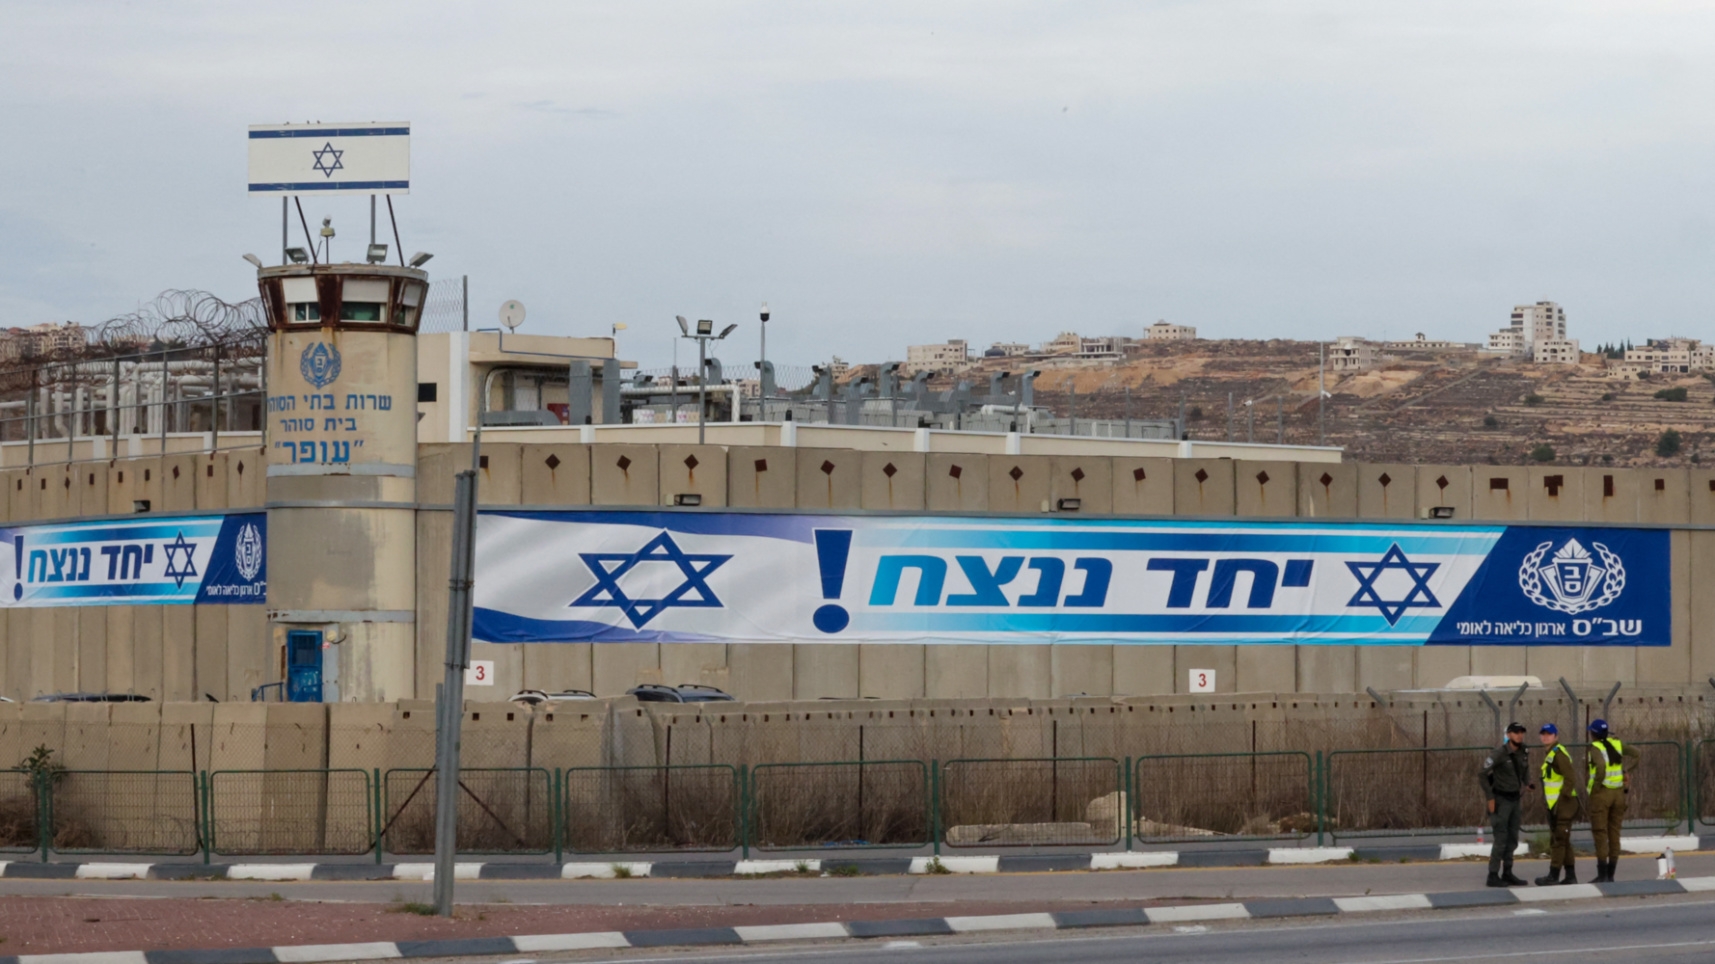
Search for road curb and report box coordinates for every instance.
[7,874,1710,964]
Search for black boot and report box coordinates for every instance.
[1486,871,1505,887]
[1605,858,1619,882]
[1558,860,1577,884]
[1534,866,1560,886]
[1593,859,1611,883]
[1501,861,1528,886]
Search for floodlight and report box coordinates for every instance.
[718,323,738,339]
[760,301,770,322]
[696,319,714,336]
[408,251,434,268]
[240,253,263,269]
[676,315,690,336]
[366,243,389,264]
[285,247,310,264]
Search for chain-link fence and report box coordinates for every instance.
[1131,752,1315,843]
[939,758,1123,848]
[562,765,739,854]
[382,768,554,855]
[749,761,929,850]
[47,771,199,855]
[0,770,40,852]
[207,770,374,856]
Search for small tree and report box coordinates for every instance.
[1482,414,1499,428]
[1657,429,1683,458]
[1529,443,1556,463]
[1654,386,1688,402]
[1524,393,1544,406]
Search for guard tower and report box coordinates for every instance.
[258,261,427,701]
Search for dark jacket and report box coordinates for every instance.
[1479,740,1532,801]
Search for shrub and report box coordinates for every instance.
[1654,386,1688,402]
[1524,394,1544,406]
[1657,429,1683,458]
[1187,406,1204,421]
[1482,415,1498,428]
[1600,393,1614,402]
[1637,371,1651,380]
[1529,444,1556,463]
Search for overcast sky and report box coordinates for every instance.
[3,1,1714,368]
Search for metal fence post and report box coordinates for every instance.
[739,765,750,861]
[36,769,48,862]
[1314,751,1325,848]
[930,761,941,857]
[373,767,384,864]
[552,769,562,864]
[1124,757,1133,852]
[201,771,211,865]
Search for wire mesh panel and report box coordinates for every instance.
[1574,741,1685,833]
[563,766,738,854]
[209,770,373,856]
[49,771,199,855]
[1132,752,1314,843]
[939,758,1122,848]
[0,771,40,852]
[1327,747,1495,840]
[750,761,929,850]
[1700,741,1715,828]
[383,768,553,855]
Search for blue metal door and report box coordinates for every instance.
[285,630,323,702]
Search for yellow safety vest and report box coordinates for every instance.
[1540,744,1575,808]
[1588,737,1625,793]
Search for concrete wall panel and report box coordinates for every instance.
[1526,466,1584,521]
[659,642,728,688]
[859,644,923,699]
[1236,646,1295,692]
[476,442,523,504]
[727,644,793,701]
[1414,647,1469,689]
[414,512,451,700]
[861,452,926,511]
[1355,647,1413,692]
[104,606,135,698]
[1175,645,1236,694]
[523,643,593,694]
[108,458,160,516]
[1173,460,1235,517]
[1413,465,1471,518]
[926,454,989,511]
[1297,646,1355,693]
[1299,463,1357,518]
[77,607,106,695]
[658,445,729,507]
[1049,457,1112,515]
[1637,469,1689,525]
[468,641,523,698]
[520,444,592,505]
[1113,647,1174,696]
[794,645,858,699]
[133,607,164,701]
[728,447,796,508]
[591,444,660,506]
[592,643,660,695]
[163,606,195,702]
[1688,470,1715,526]
[226,449,264,508]
[194,453,227,510]
[1637,529,1691,685]
[1236,461,1298,518]
[1052,645,1113,697]
[926,646,987,698]
[227,604,269,700]
[1110,458,1173,516]
[1471,466,1528,520]
[795,448,862,510]
[987,456,1051,514]
[988,646,1050,698]
[1686,531,1715,686]
[161,455,198,512]
[1584,469,1640,523]
[193,606,225,701]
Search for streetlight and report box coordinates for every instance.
[678,316,737,444]
[759,301,770,396]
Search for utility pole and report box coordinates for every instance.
[1318,343,1327,446]
[433,464,479,916]
[1226,392,1233,443]
[1276,396,1283,445]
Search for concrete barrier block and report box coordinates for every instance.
[263,702,329,770]
[1049,457,1112,515]
[192,605,226,701]
[327,702,392,771]
[33,465,73,520]
[1688,470,1715,526]
[1174,460,1235,517]
[1413,465,1471,519]
[161,455,198,512]
[1113,647,1174,697]
[926,646,988,698]
[1637,468,1689,525]
[987,455,1051,514]
[861,452,926,511]
[1297,647,1355,694]
[162,606,195,702]
[108,458,162,515]
[592,643,660,696]
[104,605,134,698]
[1472,466,1528,520]
[1236,461,1298,518]
[859,645,924,699]
[415,443,460,505]
[1584,468,1638,523]
[926,454,989,511]
[1111,458,1173,516]
[78,607,107,696]
[19,701,66,759]
[529,703,607,771]
[795,448,862,509]
[1299,463,1357,518]
[1051,645,1113,697]
[226,605,269,703]
[61,702,112,770]
[194,453,227,510]
[523,643,593,694]
[476,442,523,505]
[1527,466,1585,521]
[1355,648,1413,692]
[728,447,796,508]
[162,701,215,771]
[459,701,532,769]
[107,700,160,771]
[1236,647,1295,693]
[793,644,858,699]
[6,470,30,522]
[520,444,592,505]
[658,444,728,506]
[592,444,659,505]
[988,646,1051,699]
[133,607,165,701]
[659,642,728,689]
[467,641,524,698]
[727,644,794,701]
[226,448,264,507]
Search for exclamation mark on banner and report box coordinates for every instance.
[812,529,853,633]
[12,535,22,601]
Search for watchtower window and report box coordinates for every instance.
[291,303,320,321]
[339,302,383,322]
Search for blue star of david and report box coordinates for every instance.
[571,531,731,628]
[1345,543,1440,626]
[161,532,199,589]
[311,142,344,178]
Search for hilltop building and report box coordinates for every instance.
[904,339,970,375]
[1327,336,1378,372]
[1144,320,1197,341]
[1487,301,1580,364]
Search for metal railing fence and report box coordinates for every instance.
[749,761,929,851]
[1697,740,1715,829]
[562,764,740,855]
[938,757,1123,848]
[383,767,554,855]
[1131,751,1316,845]
[0,770,41,853]
[46,770,200,855]
[207,769,375,856]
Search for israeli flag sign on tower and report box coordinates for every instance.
[247,122,410,195]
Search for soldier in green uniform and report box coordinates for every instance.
[1479,722,1533,887]
[1534,723,1579,885]
[1585,718,1639,883]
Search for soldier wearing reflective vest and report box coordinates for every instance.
[1585,718,1639,883]
[1478,722,1533,888]
[1533,723,1579,885]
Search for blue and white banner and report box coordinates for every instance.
[471,512,1669,647]
[0,514,266,607]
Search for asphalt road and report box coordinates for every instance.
[439,897,1715,964]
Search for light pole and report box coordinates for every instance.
[677,316,737,445]
[758,302,770,420]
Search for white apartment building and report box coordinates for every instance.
[1623,338,1715,373]
[1328,336,1377,372]
[1487,301,1579,364]
[1145,320,1197,341]
[904,339,970,375]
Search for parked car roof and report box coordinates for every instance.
[627,683,736,703]
[30,693,151,703]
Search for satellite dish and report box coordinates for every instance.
[499,300,526,331]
